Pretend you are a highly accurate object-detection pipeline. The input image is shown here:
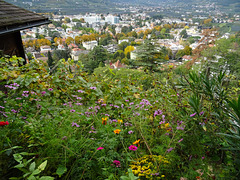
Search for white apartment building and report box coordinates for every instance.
[82,40,98,50]
[105,15,119,24]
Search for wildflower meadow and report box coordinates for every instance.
[0,56,240,179]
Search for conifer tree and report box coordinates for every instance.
[47,51,54,69]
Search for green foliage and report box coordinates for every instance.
[135,40,166,72]
[180,29,188,38]
[80,45,108,73]
[0,55,239,179]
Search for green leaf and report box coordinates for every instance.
[38,160,47,171]
[14,164,24,168]
[23,172,31,178]
[20,152,36,156]
[9,177,20,180]
[29,162,36,172]
[0,146,22,154]
[39,176,54,180]
[31,169,41,176]
[13,154,23,163]
[56,165,67,177]
[120,176,130,180]
[27,175,37,180]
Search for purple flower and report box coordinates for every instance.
[178,138,183,143]
[0,106,4,109]
[31,91,36,95]
[16,97,22,100]
[70,109,75,112]
[78,90,84,93]
[190,112,197,117]
[129,102,134,105]
[62,136,67,140]
[90,87,96,90]
[125,100,129,102]
[101,104,106,106]
[89,131,97,133]
[167,147,174,153]
[94,106,100,110]
[199,111,204,116]
[41,91,46,95]
[134,112,140,116]
[128,130,134,134]
[3,113,8,117]
[75,103,83,106]
[176,125,185,130]
[72,122,80,127]
[154,109,163,117]
[114,105,119,108]
[162,115,165,120]
[48,88,53,91]
[11,109,17,113]
[159,120,166,124]
[76,97,82,100]
[202,156,205,159]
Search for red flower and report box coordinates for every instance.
[0,121,9,126]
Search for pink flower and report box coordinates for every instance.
[72,122,80,127]
[97,147,104,150]
[41,91,46,95]
[48,88,53,91]
[167,147,174,153]
[113,160,121,167]
[190,112,196,117]
[70,109,75,112]
[178,138,183,143]
[199,111,204,116]
[129,145,138,151]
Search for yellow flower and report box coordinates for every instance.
[102,117,108,125]
[114,129,121,134]
[165,123,169,128]
[118,119,123,124]
[133,139,140,147]
[161,175,165,177]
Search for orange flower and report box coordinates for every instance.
[133,139,140,147]
[102,117,107,125]
[114,129,121,134]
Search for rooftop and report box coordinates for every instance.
[0,0,50,35]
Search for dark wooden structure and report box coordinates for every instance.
[0,0,50,60]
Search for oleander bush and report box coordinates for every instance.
[0,56,239,179]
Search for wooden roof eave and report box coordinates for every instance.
[0,19,51,36]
